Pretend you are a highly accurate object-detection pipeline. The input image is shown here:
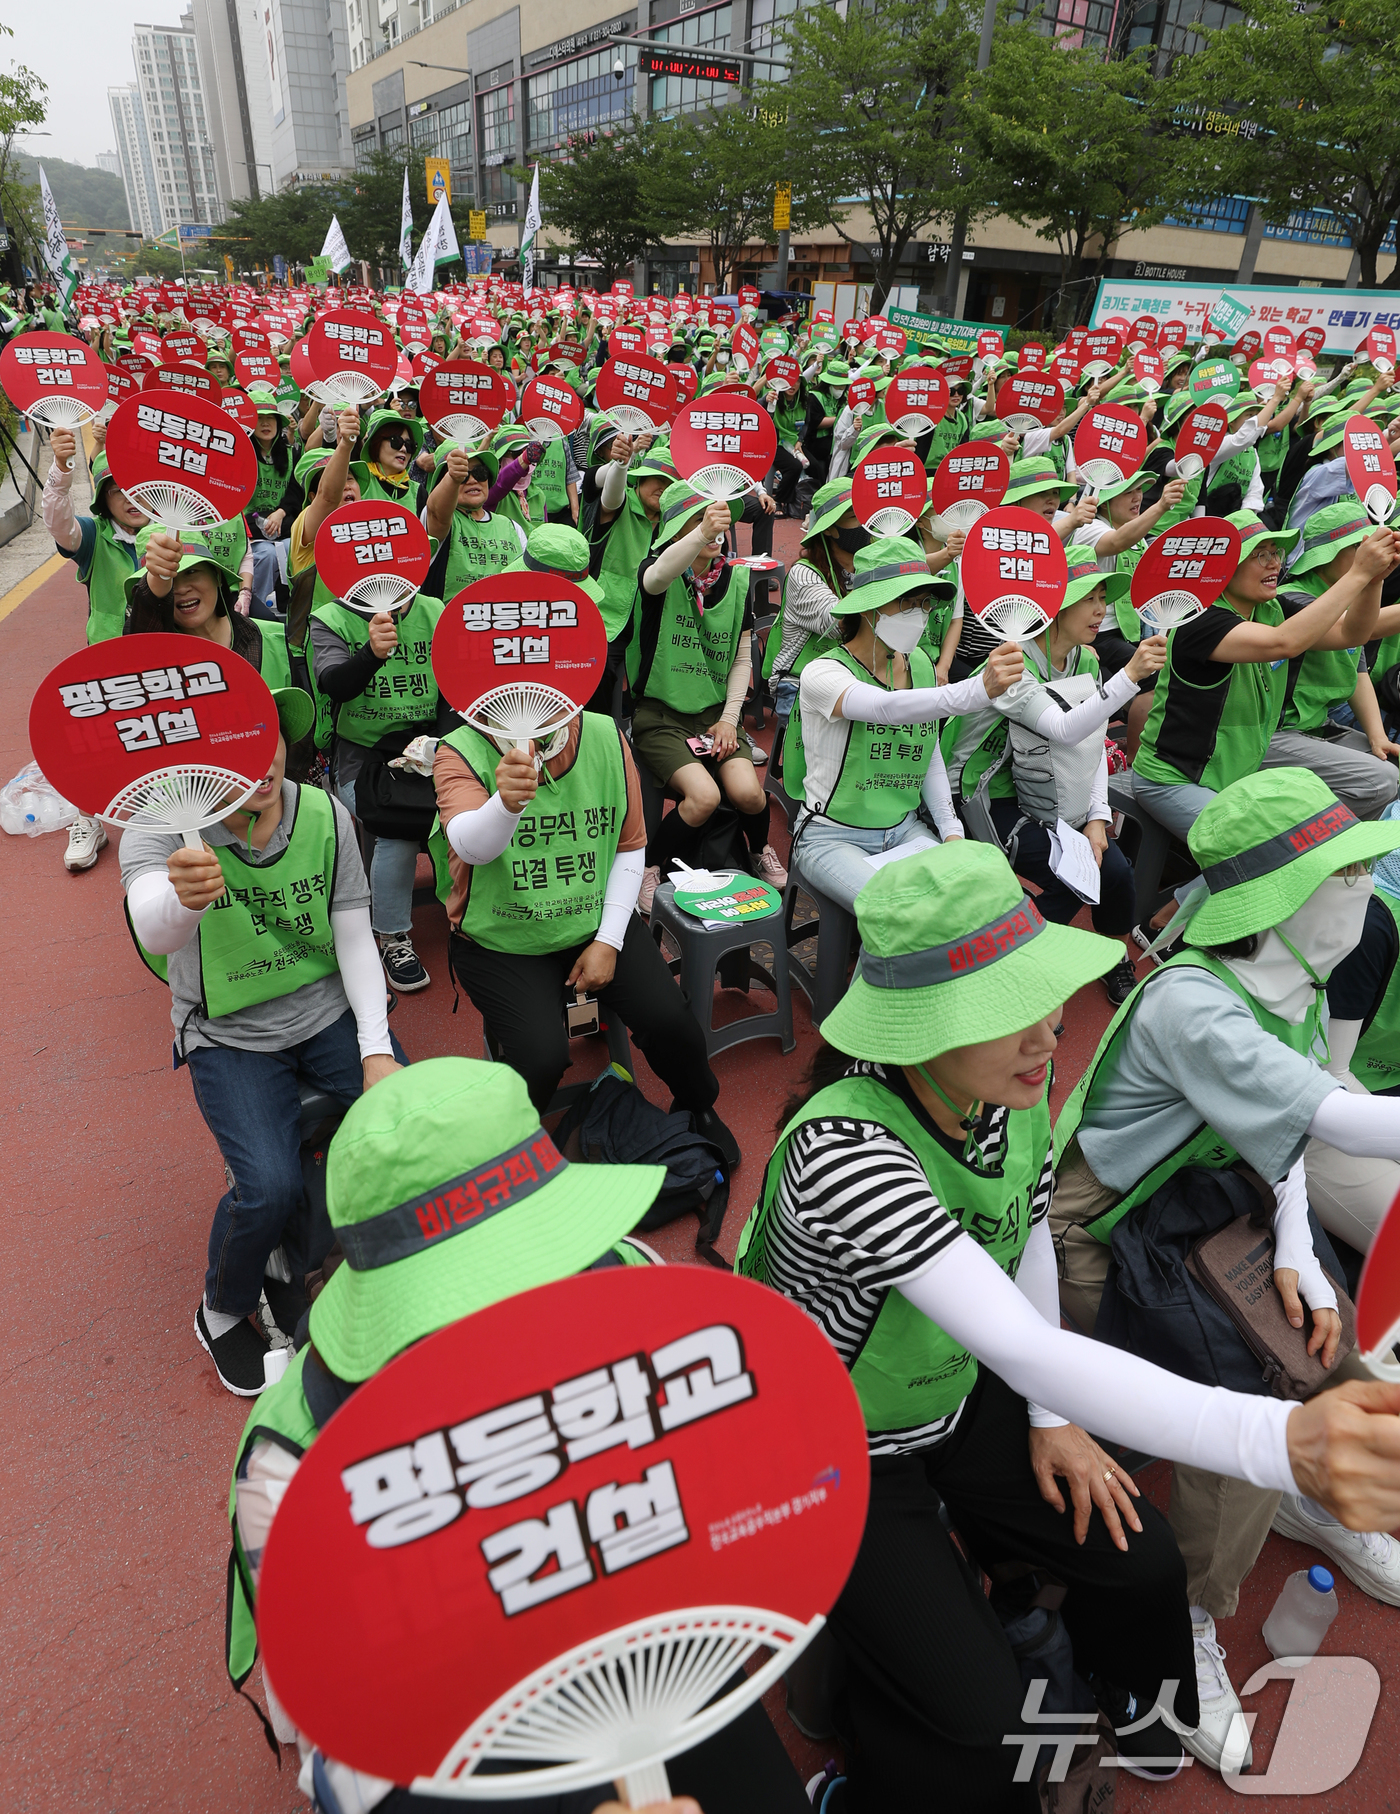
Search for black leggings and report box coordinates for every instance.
[449,915,718,1116]
[989,800,1137,937]
[828,1369,1196,1814]
[771,445,803,505]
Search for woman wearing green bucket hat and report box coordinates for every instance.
[736,837,1400,1804]
[125,527,292,693]
[120,686,409,1397]
[787,535,1023,912]
[225,1056,810,1812]
[421,444,527,598]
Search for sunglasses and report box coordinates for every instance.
[382,432,413,452]
[465,466,492,483]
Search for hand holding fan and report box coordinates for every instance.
[419,361,512,450]
[520,375,585,443]
[1173,399,1229,481]
[0,333,110,431]
[104,390,256,534]
[306,309,397,406]
[930,441,1011,535]
[1130,518,1240,633]
[1073,403,1147,495]
[669,398,777,502]
[851,447,927,536]
[1343,415,1398,524]
[594,354,673,433]
[960,506,1067,643]
[256,1266,868,1805]
[28,634,279,851]
[315,501,432,618]
[433,573,606,752]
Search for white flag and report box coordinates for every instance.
[405,195,459,295]
[520,164,542,295]
[399,165,413,272]
[38,166,77,310]
[320,214,353,273]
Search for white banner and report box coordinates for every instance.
[405,195,459,295]
[520,164,541,295]
[399,166,413,272]
[38,166,77,309]
[1090,277,1400,358]
[320,215,353,274]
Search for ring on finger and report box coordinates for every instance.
[1103,1467,1116,1484]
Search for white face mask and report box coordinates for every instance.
[1222,872,1373,1025]
[873,607,929,654]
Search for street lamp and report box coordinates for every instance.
[408,61,472,75]
[233,159,276,199]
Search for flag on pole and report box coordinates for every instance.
[520,163,542,294]
[38,166,78,310]
[320,215,353,274]
[405,194,460,296]
[399,166,413,272]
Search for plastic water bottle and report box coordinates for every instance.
[1262,1565,1339,1660]
[262,1345,291,1390]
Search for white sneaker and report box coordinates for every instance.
[1272,1492,1400,1605]
[637,864,662,917]
[64,814,107,872]
[753,843,788,888]
[1178,1611,1252,1774]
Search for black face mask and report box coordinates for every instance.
[835,525,872,554]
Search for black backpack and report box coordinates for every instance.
[553,1065,731,1266]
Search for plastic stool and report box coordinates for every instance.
[648,883,795,1057]
[483,1015,634,1115]
[783,873,859,1028]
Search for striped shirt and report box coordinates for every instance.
[768,1062,1055,1455]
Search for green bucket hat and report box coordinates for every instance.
[308,1057,665,1381]
[653,481,742,545]
[123,524,244,602]
[1287,500,1373,578]
[969,420,1011,442]
[504,522,606,608]
[1310,412,1353,457]
[359,406,425,456]
[272,685,315,745]
[1181,768,1400,949]
[1226,507,1299,559]
[247,386,282,416]
[294,447,334,491]
[1162,389,1201,430]
[1224,390,1263,423]
[629,447,680,484]
[432,443,500,486]
[818,359,852,389]
[1063,545,1130,607]
[832,534,952,615]
[1094,466,1150,505]
[1005,456,1077,505]
[821,841,1121,1059]
[806,479,855,539]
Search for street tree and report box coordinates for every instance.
[511,132,658,286]
[0,30,48,281]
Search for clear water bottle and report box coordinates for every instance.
[1262,1565,1339,1660]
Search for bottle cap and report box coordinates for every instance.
[263,1344,291,1388]
[1307,1564,1335,1593]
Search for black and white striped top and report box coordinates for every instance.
[767,1062,1055,1455]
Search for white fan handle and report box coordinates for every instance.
[618,1762,672,1806]
[181,828,204,851]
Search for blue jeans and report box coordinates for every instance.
[250,537,288,617]
[336,778,420,936]
[793,811,931,913]
[185,1009,407,1316]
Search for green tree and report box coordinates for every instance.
[338,148,430,273]
[223,182,339,271]
[133,243,186,280]
[972,29,1190,328]
[0,29,48,279]
[1180,0,1400,288]
[511,131,661,287]
[16,153,128,229]
[760,0,985,312]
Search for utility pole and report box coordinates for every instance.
[939,0,997,318]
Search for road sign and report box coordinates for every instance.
[774,182,792,231]
[426,157,451,205]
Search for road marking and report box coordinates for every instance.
[0,552,65,625]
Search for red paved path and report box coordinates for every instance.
[3,538,1398,1810]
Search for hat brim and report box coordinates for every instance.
[1289,526,1370,577]
[1239,524,1300,557]
[654,496,742,545]
[273,686,315,744]
[1185,818,1400,947]
[821,920,1123,1061]
[832,570,955,615]
[1005,479,1078,505]
[1094,468,1149,503]
[806,490,855,538]
[1065,569,1131,607]
[309,1159,666,1380]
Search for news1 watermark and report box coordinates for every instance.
[1004,1658,1381,1794]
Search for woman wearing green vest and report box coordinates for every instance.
[583,440,677,659]
[765,481,860,724]
[120,688,407,1396]
[1053,769,1400,1758]
[789,534,1022,912]
[1132,512,1395,861]
[246,389,298,617]
[421,444,527,598]
[633,484,787,902]
[224,1058,804,1813]
[43,423,153,872]
[125,530,292,692]
[310,566,445,994]
[736,838,1400,1806]
[349,409,423,509]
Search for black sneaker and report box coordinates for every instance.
[195,1303,271,1396]
[1103,956,1140,1006]
[1092,1679,1186,1782]
[262,1273,308,1342]
[1131,914,1181,965]
[691,1105,742,1172]
[381,934,430,993]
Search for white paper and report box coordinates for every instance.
[1047,817,1101,904]
[863,834,938,872]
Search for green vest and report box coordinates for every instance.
[1053,950,1323,1243]
[1152,466,1202,538]
[252,619,292,692]
[251,453,288,516]
[349,464,415,508]
[528,437,568,518]
[79,516,138,644]
[1277,577,1361,731]
[594,491,655,643]
[1258,424,1290,481]
[1354,888,1400,1091]
[1100,546,1144,642]
[1133,596,1286,790]
[794,645,940,827]
[433,714,628,952]
[638,567,746,716]
[736,1071,1046,1437]
[311,593,443,749]
[441,508,523,597]
[1206,445,1258,510]
[127,784,341,1019]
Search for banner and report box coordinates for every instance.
[425,157,451,206]
[320,215,353,275]
[1090,277,1400,359]
[38,166,77,309]
[399,166,413,271]
[520,164,542,294]
[773,182,791,232]
[406,195,460,296]
[464,244,493,278]
[885,305,980,359]
[468,209,488,242]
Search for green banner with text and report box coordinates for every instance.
[886,306,981,357]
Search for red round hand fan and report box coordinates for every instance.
[0,333,110,430]
[1173,400,1229,481]
[763,355,800,395]
[1343,415,1398,525]
[306,309,397,406]
[851,447,927,536]
[1130,517,1240,632]
[520,374,585,442]
[1133,351,1166,394]
[995,373,1063,432]
[315,501,432,618]
[1018,342,1048,372]
[419,361,512,449]
[670,398,777,501]
[594,354,673,432]
[960,505,1068,642]
[145,360,221,405]
[233,348,280,392]
[104,389,257,533]
[930,441,1010,533]
[1073,403,1147,493]
[887,366,949,437]
[160,329,205,365]
[220,388,257,436]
